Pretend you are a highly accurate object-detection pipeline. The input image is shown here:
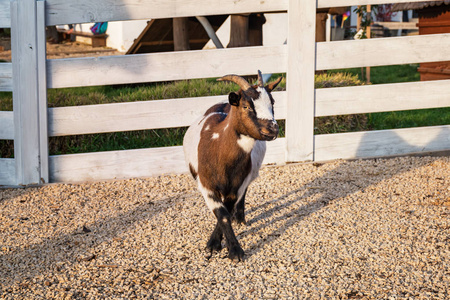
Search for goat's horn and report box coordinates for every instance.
[217,74,251,91]
[257,70,264,87]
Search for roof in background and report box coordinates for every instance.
[392,1,450,11]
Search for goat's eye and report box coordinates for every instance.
[243,106,251,110]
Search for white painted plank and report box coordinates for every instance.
[316,80,450,117]
[45,0,288,26]
[0,111,14,140]
[11,0,42,185]
[47,45,287,89]
[0,0,10,28]
[48,91,287,136]
[318,0,433,9]
[49,146,187,183]
[0,158,15,186]
[0,63,13,92]
[315,125,450,161]
[49,138,286,183]
[263,137,286,166]
[285,0,316,162]
[317,33,450,70]
[37,0,49,184]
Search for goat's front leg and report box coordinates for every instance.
[213,206,244,261]
[200,184,244,261]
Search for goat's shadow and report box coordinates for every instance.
[237,126,449,259]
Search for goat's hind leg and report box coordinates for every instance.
[233,188,247,225]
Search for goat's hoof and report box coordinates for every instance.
[233,213,247,226]
[228,246,245,262]
[206,239,222,252]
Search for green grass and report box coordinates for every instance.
[328,64,420,84]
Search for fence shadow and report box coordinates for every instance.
[240,127,449,258]
[0,185,198,287]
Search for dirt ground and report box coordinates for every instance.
[0,41,122,61]
[0,156,449,299]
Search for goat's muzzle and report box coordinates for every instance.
[260,121,279,141]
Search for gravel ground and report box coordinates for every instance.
[0,156,449,299]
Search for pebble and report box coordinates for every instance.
[0,156,449,298]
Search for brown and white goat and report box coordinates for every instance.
[183,71,282,261]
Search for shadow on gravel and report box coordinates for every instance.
[0,190,187,287]
[240,126,450,259]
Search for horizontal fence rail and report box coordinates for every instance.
[48,138,286,182]
[315,125,450,161]
[47,46,287,89]
[317,0,432,9]
[0,0,10,28]
[0,158,15,185]
[317,33,450,70]
[45,0,289,26]
[0,63,13,92]
[0,111,14,139]
[315,79,450,117]
[49,92,286,136]
[47,33,450,89]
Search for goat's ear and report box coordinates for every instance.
[228,92,240,106]
[266,77,282,92]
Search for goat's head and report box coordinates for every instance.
[217,71,282,141]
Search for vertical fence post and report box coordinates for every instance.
[11,0,48,185]
[286,0,316,162]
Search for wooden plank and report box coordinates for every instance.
[285,0,316,162]
[317,33,450,70]
[47,45,287,89]
[318,0,431,9]
[0,158,15,186]
[374,22,418,30]
[316,80,450,117]
[45,0,288,26]
[0,63,13,92]
[315,125,450,161]
[49,138,286,182]
[0,0,10,28]
[0,111,14,140]
[48,91,287,136]
[11,0,42,185]
[37,0,49,184]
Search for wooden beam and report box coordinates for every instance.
[45,0,288,26]
[173,17,190,51]
[0,158,15,186]
[48,91,287,136]
[47,45,287,89]
[315,125,450,161]
[0,111,14,140]
[316,33,450,70]
[318,0,431,9]
[228,15,250,48]
[0,0,10,28]
[316,79,450,117]
[11,0,41,185]
[49,138,286,183]
[0,63,12,92]
[286,0,316,162]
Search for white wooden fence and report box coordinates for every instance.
[0,0,449,186]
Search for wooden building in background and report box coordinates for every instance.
[393,1,450,81]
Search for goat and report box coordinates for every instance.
[183,71,282,261]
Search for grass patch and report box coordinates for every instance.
[328,64,420,84]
